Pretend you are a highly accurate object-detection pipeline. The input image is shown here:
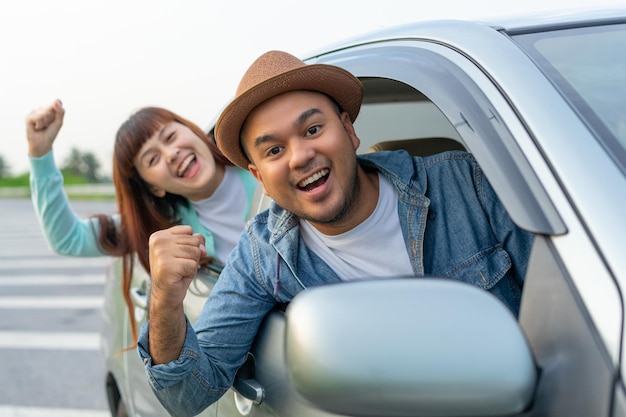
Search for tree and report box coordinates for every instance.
[62,147,102,182]
[0,155,10,179]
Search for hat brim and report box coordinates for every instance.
[215,64,363,169]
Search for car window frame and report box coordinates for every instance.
[308,43,565,236]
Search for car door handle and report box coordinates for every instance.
[130,286,148,310]
[233,376,264,404]
[233,353,265,404]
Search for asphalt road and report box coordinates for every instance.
[0,197,117,417]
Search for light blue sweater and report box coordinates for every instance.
[29,150,257,259]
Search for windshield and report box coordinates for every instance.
[513,23,626,173]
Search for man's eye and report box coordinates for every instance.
[305,125,320,136]
[268,146,281,156]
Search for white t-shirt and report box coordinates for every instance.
[300,174,413,280]
[190,166,247,262]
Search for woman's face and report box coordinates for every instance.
[134,122,224,201]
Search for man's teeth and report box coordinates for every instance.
[298,169,329,188]
[178,155,195,177]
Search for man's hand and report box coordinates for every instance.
[149,225,207,307]
[25,99,65,157]
[148,225,207,364]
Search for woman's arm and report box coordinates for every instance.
[30,151,113,257]
[26,100,114,257]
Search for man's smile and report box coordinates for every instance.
[297,168,329,191]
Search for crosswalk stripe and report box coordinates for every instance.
[0,275,105,286]
[0,257,110,269]
[0,297,103,309]
[0,405,109,417]
[0,331,100,350]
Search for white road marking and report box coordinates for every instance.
[0,405,109,417]
[0,275,105,286]
[0,297,103,309]
[0,257,110,269]
[0,331,100,350]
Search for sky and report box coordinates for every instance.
[2,0,625,176]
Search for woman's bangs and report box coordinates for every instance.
[114,108,174,174]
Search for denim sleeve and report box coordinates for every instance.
[137,318,223,417]
[29,150,114,257]
[136,228,277,417]
[473,161,535,287]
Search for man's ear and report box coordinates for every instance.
[248,164,269,196]
[149,185,166,198]
[340,111,360,150]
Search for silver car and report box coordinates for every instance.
[101,7,626,417]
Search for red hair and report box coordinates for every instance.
[94,107,232,350]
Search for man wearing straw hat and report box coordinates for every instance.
[138,50,534,416]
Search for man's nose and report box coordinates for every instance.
[288,139,315,169]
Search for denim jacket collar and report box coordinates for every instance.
[267,150,427,234]
[264,150,430,283]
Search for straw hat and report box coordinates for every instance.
[214,50,363,168]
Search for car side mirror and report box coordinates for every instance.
[285,278,537,417]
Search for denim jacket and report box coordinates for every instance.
[137,150,534,417]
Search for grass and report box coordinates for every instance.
[0,173,29,187]
[0,172,115,201]
[0,170,102,187]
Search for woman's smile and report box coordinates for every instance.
[177,154,198,178]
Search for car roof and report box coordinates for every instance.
[482,6,626,33]
[207,6,626,131]
[303,6,626,59]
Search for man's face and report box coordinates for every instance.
[241,91,363,234]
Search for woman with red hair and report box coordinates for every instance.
[25,99,257,346]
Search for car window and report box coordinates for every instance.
[353,78,464,153]
[513,23,626,174]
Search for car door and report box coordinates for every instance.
[124,263,219,417]
[217,39,623,416]
[307,29,623,416]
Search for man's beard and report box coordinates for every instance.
[300,162,361,226]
